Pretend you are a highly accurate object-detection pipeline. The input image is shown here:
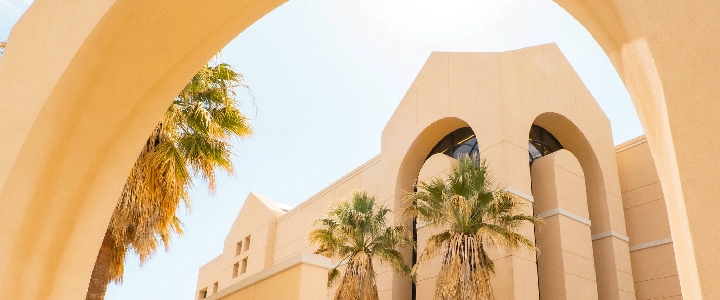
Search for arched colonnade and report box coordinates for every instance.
[1,1,719,299]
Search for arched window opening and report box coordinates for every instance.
[412,126,477,300]
[426,127,479,160]
[529,124,563,165]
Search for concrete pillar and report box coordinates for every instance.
[481,141,540,300]
[532,150,599,300]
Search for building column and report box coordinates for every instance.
[532,150,599,300]
[482,140,540,300]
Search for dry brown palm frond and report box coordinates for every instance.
[91,61,253,287]
[334,252,379,300]
[405,154,541,300]
[411,230,450,278]
[434,234,494,300]
[309,191,412,300]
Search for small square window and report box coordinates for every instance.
[235,241,243,256]
[212,282,218,293]
[198,288,208,299]
[241,257,248,275]
[243,236,251,252]
[232,262,239,278]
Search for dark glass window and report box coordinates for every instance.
[528,124,563,165]
[426,127,479,160]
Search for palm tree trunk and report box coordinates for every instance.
[85,228,115,300]
[435,234,494,300]
[335,252,378,300]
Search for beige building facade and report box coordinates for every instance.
[3,1,720,299]
[195,45,683,300]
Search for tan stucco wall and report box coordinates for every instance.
[553,2,720,297]
[272,157,383,265]
[532,150,599,300]
[616,136,682,300]
[379,45,631,300]
[196,156,391,299]
[2,1,720,299]
[199,253,331,300]
[414,154,452,300]
[196,193,286,295]
[224,264,327,300]
[196,46,653,300]
[0,1,287,299]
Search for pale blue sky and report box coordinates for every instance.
[1,0,642,299]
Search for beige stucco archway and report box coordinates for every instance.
[530,112,631,299]
[0,0,718,299]
[391,116,470,300]
[393,117,470,211]
[378,45,633,300]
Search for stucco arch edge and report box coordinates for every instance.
[0,0,288,298]
[530,111,621,236]
[1,0,719,298]
[388,117,470,212]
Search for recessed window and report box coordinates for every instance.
[198,288,207,299]
[241,257,248,275]
[235,241,243,256]
[232,262,239,278]
[243,236,251,252]
[426,127,479,160]
[528,124,563,165]
[212,282,218,293]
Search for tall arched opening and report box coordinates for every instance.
[529,112,631,299]
[391,117,471,300]
[0,1,719,299]
[412,126,480,300]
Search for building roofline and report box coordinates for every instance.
[203,253,332,300]
[615,135,647,153]
[277,155,381,223]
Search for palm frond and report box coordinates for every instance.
[328,267,341,287]
[100,58,254,283]
[412,230,452,278]
[309,191,412,299]
[405,153,540,299]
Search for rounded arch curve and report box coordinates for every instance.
[389,116,471,300]
[0,0,286,298]
[393,117,471,211]
[530,111,624,299]
[530,112,609,225]
[0,0,717,298]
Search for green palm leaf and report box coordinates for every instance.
[405,154,541,300]
[309,191,413,299]
[86,60,253,300]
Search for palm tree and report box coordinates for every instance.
[309,191,413,300]
[85,61,253,300]
[404,154,540,300]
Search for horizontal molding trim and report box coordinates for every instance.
[615,137,648,153]
[629,237,673,252]
[536,208,592,227]
[506,186,533,202]
[205,252,332,300]
[591,231,630,243]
